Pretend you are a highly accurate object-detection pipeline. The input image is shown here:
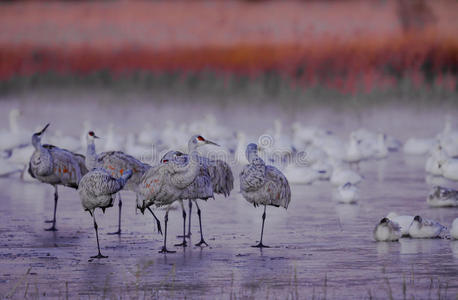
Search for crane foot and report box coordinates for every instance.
[174,241,187,247]
[176,233,191,238]
[251,242,270,248]
[159,247,176,254]
[195,239,209,247]
[90,253,108,259]
[107,230,121,235]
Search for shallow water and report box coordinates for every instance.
[0,151,457,299]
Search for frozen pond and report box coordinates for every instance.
[0,152,457,299]
[0,92,457,299]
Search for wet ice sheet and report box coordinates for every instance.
[0,153,457,299]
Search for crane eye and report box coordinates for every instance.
[89,131,94,136]
[162,159,169,163]
[176,152,183,156]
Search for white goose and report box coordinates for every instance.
[408,216,446,239]
[283,163,321,185]
[451,218,458,240]
[386,212,414,236]
[330,165,362,186]
[374,218,401,242]
[425,144,447,176]
[438,157,458,181]
[344,133,365,164]
[333,182,358,204]
[437,115,458,157]
[0,109,30,151]
[427,186,458,207]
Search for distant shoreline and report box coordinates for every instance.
[0,0,457,92]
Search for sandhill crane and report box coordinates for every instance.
[137,150,203,253]
[28,124,88,231]
[85,131,152,234]
[240,143,291,248]
[160,150,213,247]
[181,135,234,247]
[78,168,133,259]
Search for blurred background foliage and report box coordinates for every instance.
[0,0,456,102]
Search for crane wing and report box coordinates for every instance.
[265,165,291,209]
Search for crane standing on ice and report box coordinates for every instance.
[240,143,291,248]
[137,150,205,253]
[28,124,88,231]
[181,135,234,247]
[85,131,157,235]
[78,168,133,259]
[160,150,213,247]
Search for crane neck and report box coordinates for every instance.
[188,139,198,154]
[188,149,201,162]
[32,134,43,150]
[86,139,98,170]
[247,151,259,163]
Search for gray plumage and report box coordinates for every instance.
[86,131,151,234]
[29,125,87,189]
[28,124,88,231]
[136,152,201,210]
[78,167,132,259]
[188,135,234,197]
[79,168,133,212]
[240,143,291,209]
[175,135,233,246]
[136,150,202,253]
[86,131,150,191]
[160,150,213,201]
[239,143,291,248]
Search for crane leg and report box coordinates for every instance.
[45,186,58,231]
[175,201,187,247]
[147,207,162,235]
[187,200,192,237]
[90,212,108,259]
[159,206,176,254]
[177,200,192,238]
[195,201,208,247]
[108,193,122,235]
[252,204,269,248]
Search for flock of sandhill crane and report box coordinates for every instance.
[27,123,290,258]
[1,109,458,259]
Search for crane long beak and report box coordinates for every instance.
[37,123,50,135]
[205,139,220,147]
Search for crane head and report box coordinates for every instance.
[245,143,258,162]
[189,135,219,150]
[31,123,50,146]
[35,123,50,136]
[87,131,100,140]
